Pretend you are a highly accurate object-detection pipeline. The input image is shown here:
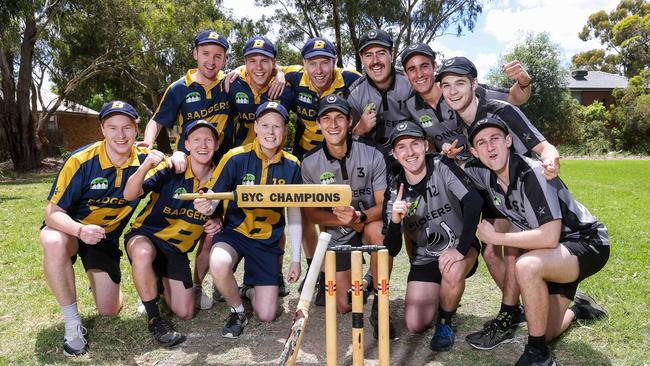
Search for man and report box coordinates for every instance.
[123,120,224,347]
[437,56,562,347]
[464,118,609,365]
[301,94,392,338]
[40,101,148,356]
[138,29,231,309]
[194,102,302,338]
[382,121,483,351]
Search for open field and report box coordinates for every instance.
[0,160,648,365]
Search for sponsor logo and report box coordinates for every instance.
[90,177,109,190]
[298,92,312,104]
[185,91,201,104]
[242,173,256,185]
[319,171,336,185]
[235,92,249,104]
[368,30,377,39]
[406,197,419,217]
[419,115,433,128]
[326,94,337,103]
[444,58,454,66]
[493,196,501,206]
[172,187,187,199]
[396,122,408,131]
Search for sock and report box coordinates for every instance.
[496,303,516,328]
[142,296,161,322]
[231,304,245,313]
[527,334,548,353]
[62,303,82,339]
[569,304,583,321]
[438,308,456,324]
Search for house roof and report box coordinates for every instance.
[566,70,629,90]
[38,88,99,116]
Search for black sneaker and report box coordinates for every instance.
[430,322,455,351]
[369,296,396,340]
[278,276,290,298]
[483,306,526,328]
[63,323,88,356]
[465,318,515,350]
[239,284,253,300]
[515,345,556,366]
[314,273,326,307]
[222,310,248,338]
[572,291,607,321]
[148,318,185,347]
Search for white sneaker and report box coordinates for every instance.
[63,322,88,356]
[194,286,213,310]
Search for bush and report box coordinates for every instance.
[576,102,612,155]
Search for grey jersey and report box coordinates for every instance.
[384,155,475,265]
[301,135,388,246]
[464,152,609,246]
[347,69,413,149]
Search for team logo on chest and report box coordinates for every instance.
[298,92,313,104]
[90,177,109,190]
[185,92,201,104]
[235,92,249,104]
[419,115,433,128]
[319,172,336,185]
[406,197,420,217]
[242,173,256,185]
[172,187,187,199]
[493,196,501,206]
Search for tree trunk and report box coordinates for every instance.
[333,0,344,68]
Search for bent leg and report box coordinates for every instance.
[209,242,241,308]
[162,277,195,320]
[87,270,122,315]
[404,281,440,333]
[41,227,79,306]
[250,285,279,322]
[439,248,478,312]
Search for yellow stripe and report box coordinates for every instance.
[50,142,101,205]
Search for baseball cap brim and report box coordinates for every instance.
[435,67,474,82]
[244,49,275,58]
[360,40,393,53]
[468,120,509,146]
[101,110,138,121]
[303,50,336,59]
[186,122,219,141]
[318,105,350,117]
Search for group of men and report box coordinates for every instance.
[41,27,609,366]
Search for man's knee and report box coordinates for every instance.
[515,254,542,282]
[129,243,155,265]
[482,244,502,265]
[41,231,73,258]
[174,306,195,321]
[210,248,235,277]
[257,307,277,322]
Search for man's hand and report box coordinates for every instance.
[332,206,359,226]
[168,151,188,174]
[477,219,500,245]
[354,103,377,134]
[391,183,411,224]
[135,141,151,148]
[287,261,301,283]
[194,190,219,216]
[503,60,531,88]
[223,68,240,93]
[441,139,465,159]
[542,156,560,180]
[142,149,165,170]
[268,69,286,100]
[438,248,464,273]
[203,217,223,235]
[78,224,106,245]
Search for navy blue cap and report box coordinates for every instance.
[194,30,230,50]
[389,121,426,146]
[435,56,478,82]
[185,120,219,141]
[243,36,277,58]
[99,100,138,121]
[468,117,509,146]
[302,37,336,59]
[256,101,289,123]
[318,94,350,117]
[400,43,436,67]
[359,29,393,53]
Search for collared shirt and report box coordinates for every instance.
[128,158,219,253]
[285,66,361,152]
[464,152,609,245]
[228,68,293,146]
[301,135,388,245]
[48,141,148,241]
[152,69,232,156]
[212,140,302,245]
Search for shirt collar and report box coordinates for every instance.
[299,67,345,96]
[322,134,353,161]
[252,139,283,164]
[184,68,224,90]
[365,66,397,92]
[98,141,142,170]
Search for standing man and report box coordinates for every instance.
[40,101,148,356]
[123,120,224,348]
[301,94,393,338]
[194,102,302,338]
[464,118,609,365]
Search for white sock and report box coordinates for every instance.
[231,304,244,313]
[61,303,81,338]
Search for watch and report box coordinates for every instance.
[359,211,367,224]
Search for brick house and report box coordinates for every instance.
[566,70,629,107]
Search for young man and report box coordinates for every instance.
[301,94,393,338]
[40,101,148,356]
[194,102,302,338]
[123,120,224,347]
[383,121,483,351]
[464,118,609,365]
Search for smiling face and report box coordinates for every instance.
[186,127,218,166]
[318,110,350,147]
[439,73,477,114]
[470,127,513,176]
[304,56,335,93]
[392,136,428,179]
[254,112,287,157]
[101,114,137,160]
[192,44,227,84]
[404,54,436,95]
[361,45,393,87]
[245,54,275,91]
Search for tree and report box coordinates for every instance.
[487,32,580,144]
[574,0,650,77]
[571,49,619,74]
[611,70,650,152]
[576,102,612,155]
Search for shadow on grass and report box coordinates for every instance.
[0,173,55,185]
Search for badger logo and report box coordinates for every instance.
[90,177,109,190]
[242,173,256,185]
[235,92,249,104]
[319,171,336,185]
[185,92,201,103]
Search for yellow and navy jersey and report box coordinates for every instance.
[228,68,293,147]
[212,140,301,246]
[284,66,361,155]
[129,158,218,254]
[152,69,233,156]
[47,141,149,242]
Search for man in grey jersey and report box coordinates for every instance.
[301,94,394,339]
[382,121,483,351]
[464,117,609,366]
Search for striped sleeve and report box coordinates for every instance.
[152,80,182,129]
[48,155,86,210]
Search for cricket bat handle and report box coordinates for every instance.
[178,192,235,200]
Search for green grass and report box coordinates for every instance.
[0,160,648,365]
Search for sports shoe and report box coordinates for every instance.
[278,276,289,298]
[222,310,248,338]
[572,291,607,321]
[212,284,225,302]
[430,322,455,351]
[63,323,88,356]
[239,284,253,300]
[369,296,396,340]
[194,286,213,310]
[483,305,526,328]
[314,273,326,307]
[465,317,515,350]
[515,345,556,366]
[148,317,185,347]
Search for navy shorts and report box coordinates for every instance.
[124,231,193,289]
[408,241,480,284]
[547,240,609,300]
[213,230,283,286]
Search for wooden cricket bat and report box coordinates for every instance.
[277,232,332,366]
[178,184,352,207]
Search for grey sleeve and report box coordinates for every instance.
[300,156,318,184]
[462,162,489,191]
[346,91,363,126]
[480,84,509,102]
[439,158,471,201]
[498,104,546,151]
[523,164,563,226]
